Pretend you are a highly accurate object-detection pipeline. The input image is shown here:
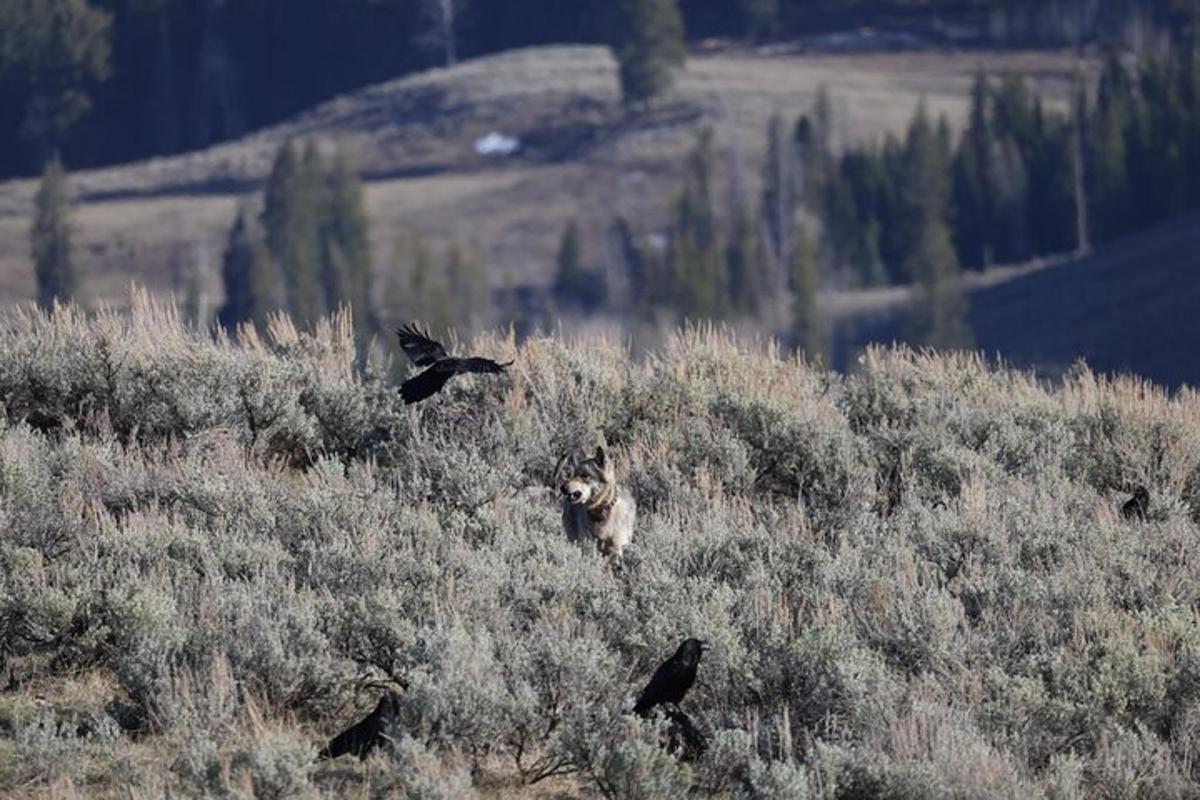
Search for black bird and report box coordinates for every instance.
[634,638,708,717]
[318,692,401,761]
[395,323,512,405]
[1122,486,1150,521]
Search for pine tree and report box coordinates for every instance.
[262,140,324,327]
[3,0,112,160]
[665,129,728,319]
[789,225,825,361]
[952,70,994,268]
[611,0,686,108]
[218,203,282,331]
[31,158,76,309]
[321,144,374,341]
[553,219,587,308]
[726,197,768,316]
[762,113,796,268]
[905,217,973,351]
[893,102,953,274]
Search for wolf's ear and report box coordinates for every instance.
[594,446,607,468]
[553,453,572,484]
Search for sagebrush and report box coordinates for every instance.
[2,293,1199,798]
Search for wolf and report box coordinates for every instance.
[555,445,636,558]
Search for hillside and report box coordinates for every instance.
[829,211,1200,389]
[2,299,1200,797]
[0,45,1089,309]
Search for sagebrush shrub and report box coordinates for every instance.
[2,301,1199,796]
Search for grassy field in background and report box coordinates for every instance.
[0,45,1090,310]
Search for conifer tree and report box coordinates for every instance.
[905,217,973,350]
[553,219,587,308]
[262,140,323,327]
[893,102,953,272]
[953,70,994,268]
[789,226,825,361]
[665,129,728,319]
[611,0,686,108]
[31,158,76,309]
[218,204,281,331]
[726,197,768,317]
[762,113,796,268]
[321,144,374,341]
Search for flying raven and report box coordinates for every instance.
[395,323,512,405]
[1122,486,1150,521]
[318,692,401,761]
[634,638,708,717]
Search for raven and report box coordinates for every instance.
[318,692,401,761]
[395,323,512,405]
[634,638,708,717]
[1122,486,1150,521]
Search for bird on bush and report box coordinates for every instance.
[634,638,708,717]
[1122,486,1150,521]
[318,692,401,761]
[395,323,513,404]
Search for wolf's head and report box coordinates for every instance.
[555,446,615,507]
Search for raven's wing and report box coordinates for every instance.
[396,324,448,367]
[452,356,513,375]
[400,365,455,404]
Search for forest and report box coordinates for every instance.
[1,0,1197,178]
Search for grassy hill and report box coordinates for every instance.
[0,45,1088,310]
[829,210,1200,389]
[1,297,1199,797]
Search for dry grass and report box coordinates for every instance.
[1,297,1199,796]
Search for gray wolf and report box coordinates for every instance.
[556,445,636,558]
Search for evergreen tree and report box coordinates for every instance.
[262,140,324,327]
[952,70,994,269]
[762,113,796,268]
[0,0,112,160]
[218,204,282,331]
[664,129,728,319]
[905,217,973,351]
[892,102,953,275]
[30,158,76,309]
[789,225,824,361]
[554,219,587,308]
[726,196,768,316]
[321,144,374,341]
[611,0,686,108]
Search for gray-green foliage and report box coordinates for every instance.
[31,158,76,310]
[611,0,686,108]
[3,301,1200,797]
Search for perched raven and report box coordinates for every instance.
[634,638,708,717]
[395,323,512,405]
[318,692,401,761]
[1122,486,1150,521]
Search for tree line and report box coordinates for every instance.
[28,47,1200,360]
[2,0,1194,178]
